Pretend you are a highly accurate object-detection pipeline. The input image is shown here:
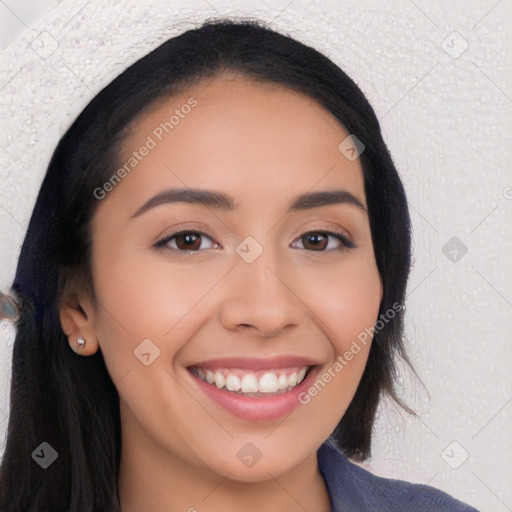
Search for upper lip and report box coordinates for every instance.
[188,355,321,371]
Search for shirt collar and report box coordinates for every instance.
[317,437,364,511]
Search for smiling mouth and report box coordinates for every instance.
[188,365,313,397]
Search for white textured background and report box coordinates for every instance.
[1,1,511,511]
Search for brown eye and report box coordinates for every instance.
[302,233,328,251]
[174,232,202,251]
[292,231,355,252]
[154,230,217,252]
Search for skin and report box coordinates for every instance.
[60,74,382,512]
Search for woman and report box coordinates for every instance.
[0,18,479,512]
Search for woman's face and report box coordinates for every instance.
[89,75,382,482]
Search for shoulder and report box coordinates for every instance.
[317,439,480,512]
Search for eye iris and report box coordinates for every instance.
[303,233,327,251]
[177,232,201,250]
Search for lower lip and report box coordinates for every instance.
[187,366,319,422]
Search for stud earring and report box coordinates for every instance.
[76,336,86,348]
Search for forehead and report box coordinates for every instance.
[100,75,366,215]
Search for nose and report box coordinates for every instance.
[219,250,305,338]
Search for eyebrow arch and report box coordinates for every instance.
[130,187,367,219]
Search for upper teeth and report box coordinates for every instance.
[194,366,309,394]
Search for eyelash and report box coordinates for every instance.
[153,228,356,254]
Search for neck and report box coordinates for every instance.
[117,413,332,512]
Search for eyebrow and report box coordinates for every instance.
[130,187,367,219]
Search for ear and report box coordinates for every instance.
[59,292,99,356]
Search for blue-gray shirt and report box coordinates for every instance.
[317,438,479,511]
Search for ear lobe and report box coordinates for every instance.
[59,294,98,354]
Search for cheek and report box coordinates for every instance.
[295,252,379,383]
[294,250,382,351]
[293,252,381,426]
[91,244,225,379]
